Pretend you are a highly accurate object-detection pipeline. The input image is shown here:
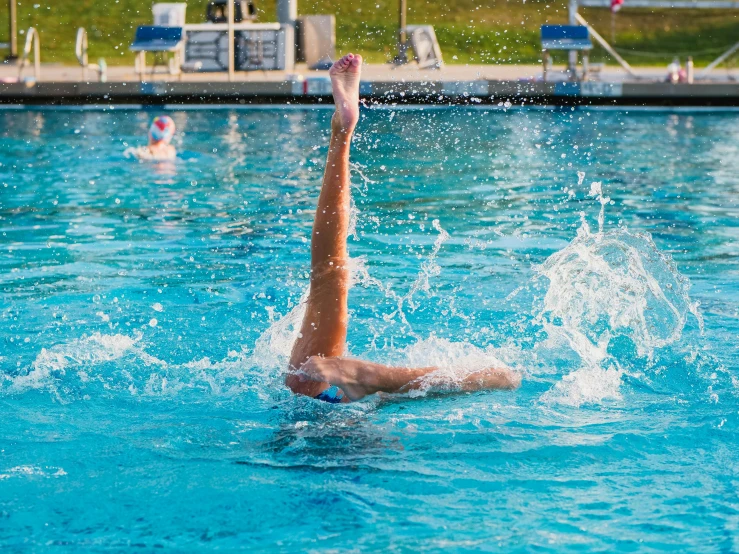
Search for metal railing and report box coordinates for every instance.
[18,27,40,81]
[574,13,637,77]
[697,41,739,77]
[579,0,739,7]
[571,0,739,80]
[76,28,107,82]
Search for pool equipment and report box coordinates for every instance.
[17,27,40,82]
[206,0,256,23]
[183,23,288,72]
[153,3,188,27]
[406,25,443,69]
[75,28,107,83]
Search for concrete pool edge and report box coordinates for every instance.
[1,80,738,107]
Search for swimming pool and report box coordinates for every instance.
[1,106,738,551]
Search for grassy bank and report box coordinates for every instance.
[0,0,737,67]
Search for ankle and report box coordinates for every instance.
[331,113,357,135]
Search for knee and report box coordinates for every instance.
[285,372,301,394]
[285,357,324,397]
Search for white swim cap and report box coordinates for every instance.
[149,115,176,143]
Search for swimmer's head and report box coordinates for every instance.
[149,115,176,144]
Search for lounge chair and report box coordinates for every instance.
[540,25,592,81]
[130,25,184,79]
[407,25,443,69]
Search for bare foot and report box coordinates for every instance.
[329,53,362,133]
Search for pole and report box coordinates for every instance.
[393,0,407,64]
[277,0,297,28]
[568,0,578,77]
[227,0,234,81]
[7,0,18,61]
[277,0,296,70]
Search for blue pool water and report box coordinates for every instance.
[1,106,738,551]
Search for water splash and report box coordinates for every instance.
[535,182,703,406]
[2,179,706,408]
[349,161,377,196]
[398,336,518,397]
[0,465,67,481]
[252,289,308,373]
[6,333,143,396]
[255,218,451,367]
[2,331,266,402]
[353,219,450,335]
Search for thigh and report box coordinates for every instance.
[289,268,349,369]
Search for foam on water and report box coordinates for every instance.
[535,181,703,406]
[399,336,516,397]
[0,465,67,481]
[3,331,265,402]
[7,333,141,396]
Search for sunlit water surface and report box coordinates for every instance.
[1,107,738,552]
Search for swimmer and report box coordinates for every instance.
[146,116,176,160]
[125,116,177,161]
[286,53,521,403]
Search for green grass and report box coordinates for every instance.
[0,0,737,67]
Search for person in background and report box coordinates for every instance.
[146,115,177,160]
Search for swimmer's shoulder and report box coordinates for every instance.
[124,145,176,162]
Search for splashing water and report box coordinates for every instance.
[0,220,459,403]
[4,187,703,408]
[535,182,703,406]
[2,174,705,409]
[5,333,143,397]
[399,336,517,397]
[353,219,450,335]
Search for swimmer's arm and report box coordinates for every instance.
[297,356,520,401]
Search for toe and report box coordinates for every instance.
[331,53,360,74]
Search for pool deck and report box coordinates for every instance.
[1,62,738,107]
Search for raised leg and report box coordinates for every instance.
[284,53,521,403]
[301,357,521,402]
[286,53,363,399]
